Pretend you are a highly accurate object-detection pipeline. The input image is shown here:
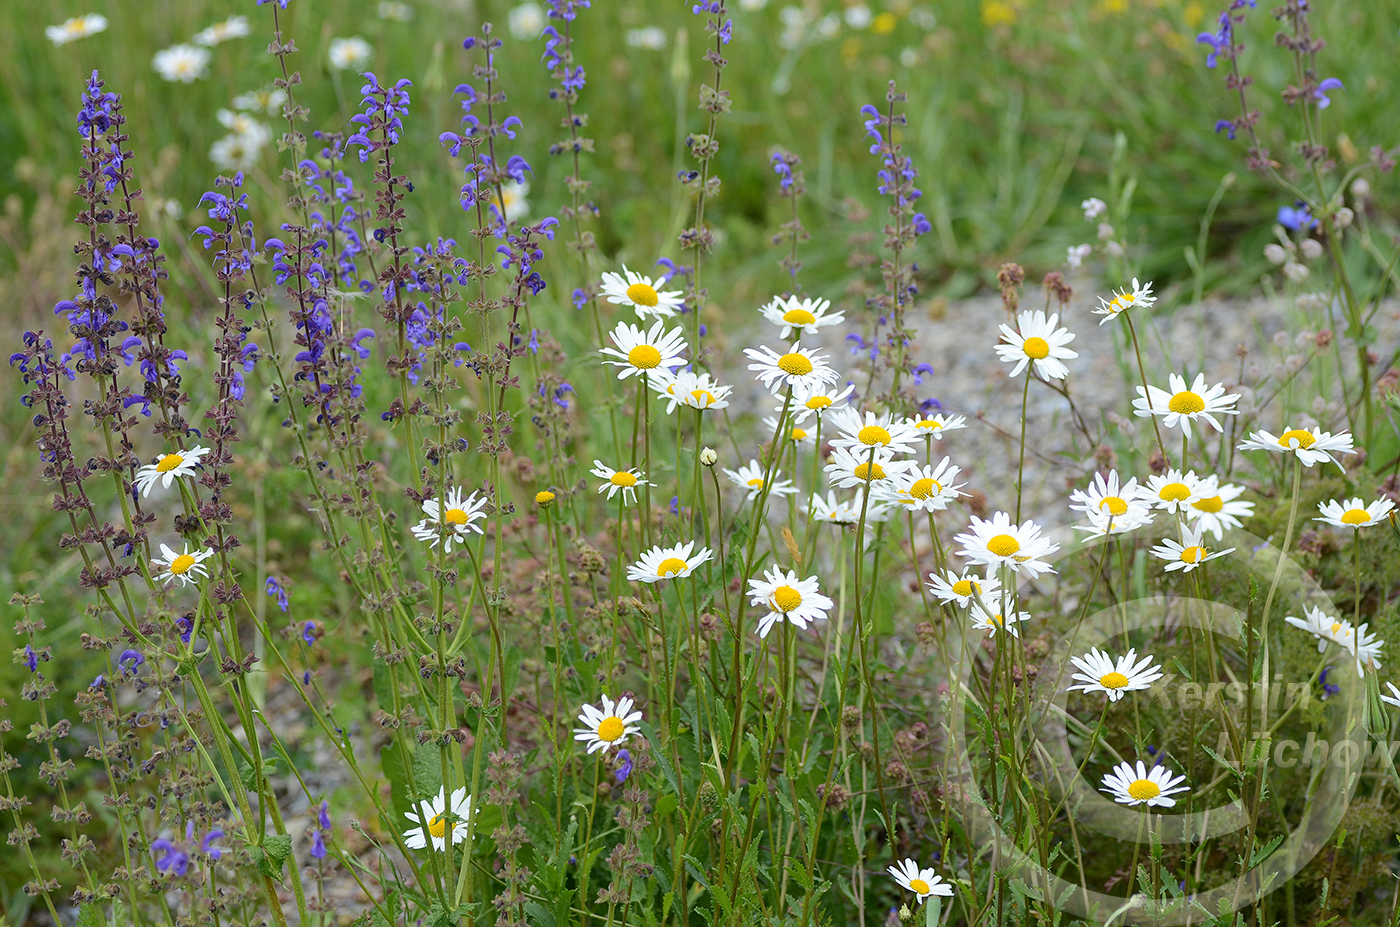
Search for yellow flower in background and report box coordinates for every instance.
[982,0,1017,27]
[1098,0,1128,15]
[871,12,897,33]
[1183,1,1204,27]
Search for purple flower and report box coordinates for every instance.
[1319,666,1340,699]
[152,839,189,877]
[917,397,943,414]
[90,674,107,690]
[200,829,223,860]
[1277,201,1317,231]
[1196,14,1231,69]
[615,748,633,783]
[303,670,312,685]
[22,644,37,673]
[302,621,317,645]
[118,649,145,675]
[669,496,680,516]
[266,576,290,613]
[318,800,332,831]
[1213,119,1237,140]
[859,104,884,152]
[310,829,327,859]
[911,363,935,385]
[1313,78,1343,109]
[911,212,931,236]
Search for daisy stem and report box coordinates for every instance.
[1124,311,1167,463]
[1354,527,1362,630]
[643,375,654,547]
[1015,373,1031,523]
[1128,809,1145,900]
[1258,457,1302,728]
[1182,432,1189,473]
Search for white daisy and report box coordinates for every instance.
[1381,682,1400,709]
[210,133,267,171]
[152,44,211,83]
[969,602,1032,638]
[1101,760,1188,808]
[653,370,731,413]
[590,461,650,504]
[1093,278,1155,325]
[1067,648,1164,702]
[762,417,817,445]
[806,491,892,526]
[411,487,488,553]
[1149,524,1233,573]
[874,458,964,512]
[787,382,856,424]
[1353,625,1385,677]
[1132,373,1238,437]
[827,408,920,456]
[573,694,642,754]
[745,342,840,396]
[954,512,1059,578]
[926,569,1001,608]
[1315,497,1396,530]
[1237,427,1355,469]
[47,14,108,45]
[626,542,714,583]
[602,320,689,381]
[1143,469,1210,514]
[723,459,797,500]
[134,446,211,497]
[747,567,834,638]
[1068,470,1151,523]
[905,411,968,439]
[151,543,214,587]
[824,446,913,490]
[507,1,546,39]
[499,180,530,223]
[193,15,251,46]
[600,267,685,319]
[1077,505,1155,540]
[1184,482,1253,540]
[887,858,954,903]
[758,295,845,339]
[328,36,373,72]
[1285,604,1346,653]
[995,310,1077,380]
[402,786,472,852]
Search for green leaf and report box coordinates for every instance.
[411,741,444,803]
[655,792,679,818]
[75,904,104,927]
[925,896,942,927]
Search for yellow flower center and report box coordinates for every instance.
[656,557,688,577]
[1330,622,1344,636]
[610,471,638,487]
[909,878,931,895]
[428,813,451,839]
[1340,508,1370,525]
[916,419,943,431]
[444,508,468,525]
[747,478,765,488]
[627,345,663,369]
[805,395,833,410]
[1127,779,1160,801]
[1181,546,1205,564]
[1278,428,1316,449]
[625,283,659,307]
[1168,390,1206,414]
[986,534,1020,557]
[791,428,807,441]
[1159,482,1191,502]
[535,491,555,506]
[858,425,892,446]
[1192,495,1223,513]
[1022,336,1051,359]
[596,716,626,742]
[853,462,885,482]
[690,389,716,407]
[169,554,196,575]
[951,579,981,597]
[156,453,185,473]
[772,585,803,612]
[1099,671,1130,689]
[909,478,941,500]
[1098,496,1128,517]
[1106,294,1130,314]
[778,352,814,376]
[782,308,817,325]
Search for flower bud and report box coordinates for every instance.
[1351,178,1370,201]
[1334,206,1354,228]
[1263,243,1288,265]
[1299,239,1323,260]
[700,447,718,467]
[1282,262,1310,283]
[535,490,556,507]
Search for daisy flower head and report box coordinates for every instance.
[410,487,488,552]
[747,567,834,638]
[887,859,954,903]
[1101,760,1188,808]
[1143,469,1210,514]
[1093,278,1155,325]
[153,44,211,83]
[626,541,713,583]
[954,512,1060,578]
[758,295,845,339]
[1150,524,1232,573]
[574,694,642,753]
[193,15,251,46]
[1068,470,1150,522]
[403,786,472,851]
[328,36,373,72]
[151,543,214,587]
[1132,373,1238,437]
[1353,624,1385,676]
[590,461,650,504]
[600,266,685,319]
[1284,604,1346,653]
[926,568,1001,608]
[653,369,731,413]
[874,458,964,512]
[745,342,840,396]
[969,601,1032,638]
[1077,504,1155,540]
[763,417,817,445]
[788,382,856,424]
[824,445,913,490]
[47,14,108,45]
[134,445,210,497]
[1185,481,1253,540]
[1067,648,1164,702]
[827,407,919,456]
[601,320,688,381]
[724,459,797,500]
[995,310,1077,380]
[806,491,871,526]
[1238,426,1355,469]
[906,411,968,440]
[1315,496,1396,530]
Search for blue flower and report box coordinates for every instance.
[302,621,317,645]
[1277,201,1317,231]
[1313,78,1343,109]
[1196,13,1231,69]
[23,644,37,673]
[1213,119,1237,140]
[118,649,145,676]
[200,829,223,860]
[911,363,935,385]
[152,838,189,877]
[266,576,290,613]
[615,748,633,783]
[1319,666,1340,699]
[310,830,327,859]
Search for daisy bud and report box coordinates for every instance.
[1299,239,1324,260]
[535,490,556,507]
[1263,243,1289,265]
[1350,178,1370,201]
[1282,262,1310,283]
[700,447,718,467]
[1334,206,1354,228]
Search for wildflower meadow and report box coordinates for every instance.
[3,1,1400,926]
